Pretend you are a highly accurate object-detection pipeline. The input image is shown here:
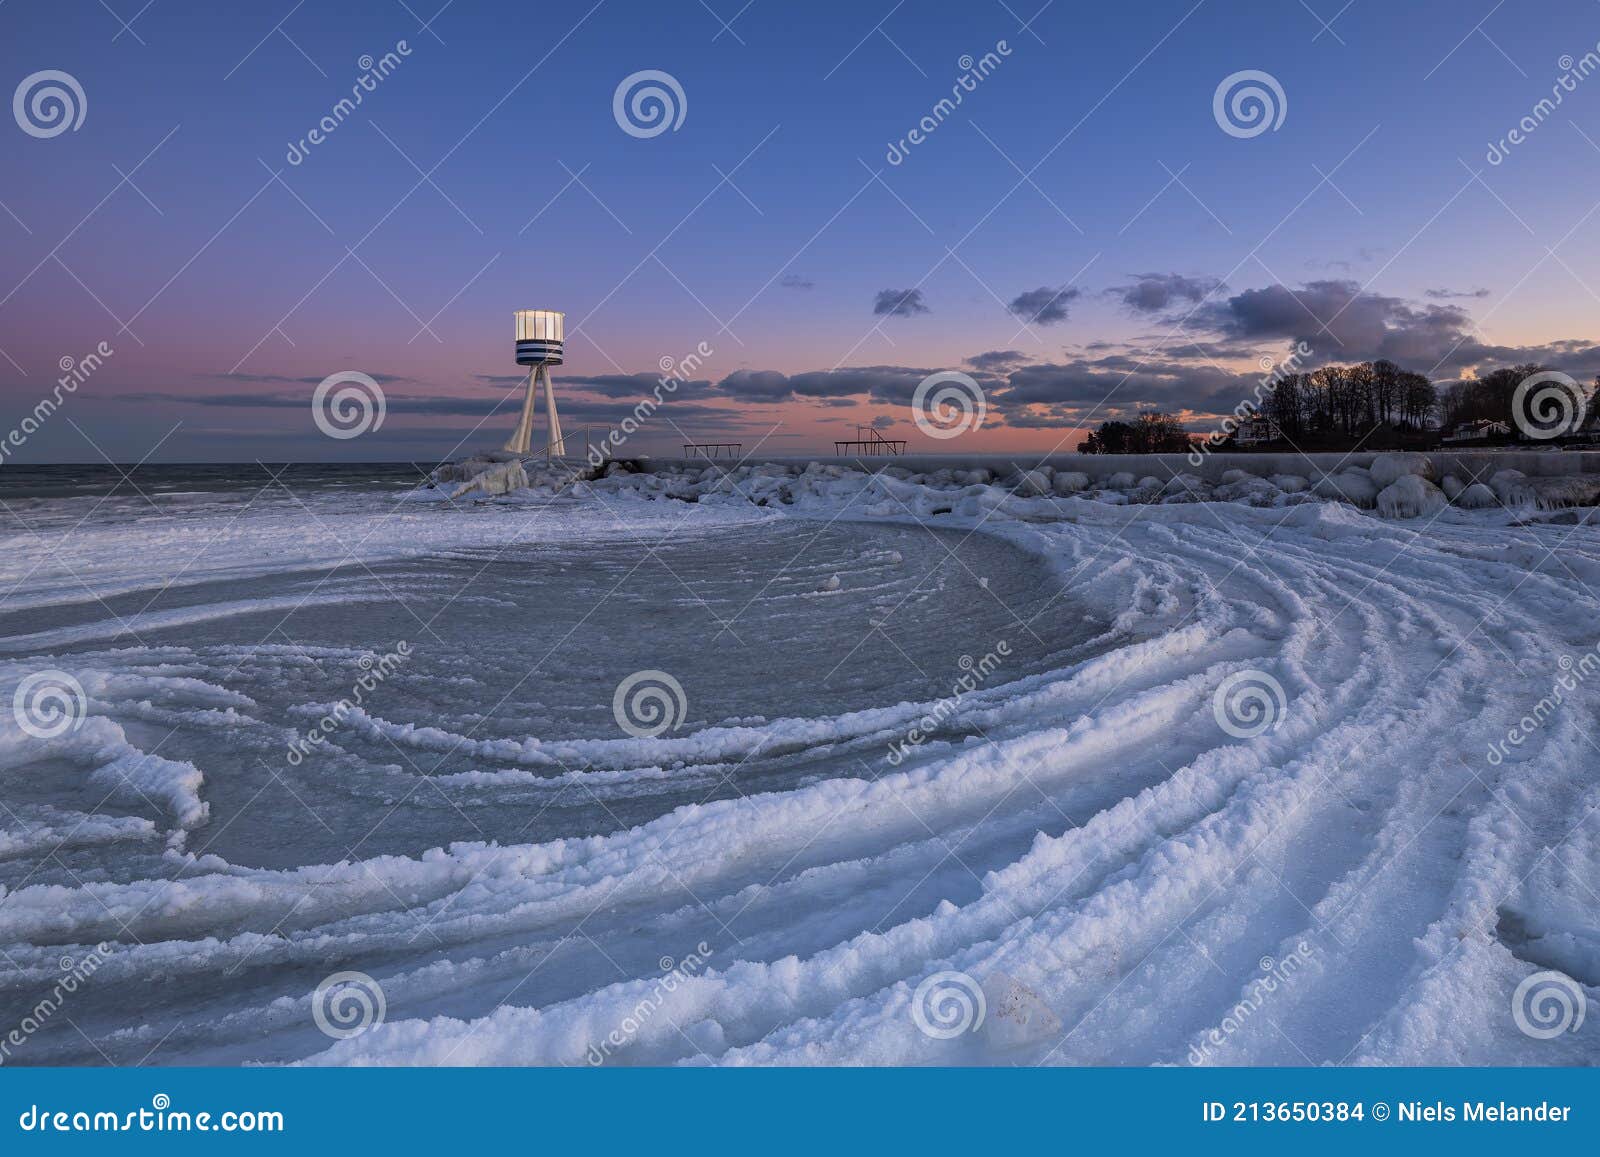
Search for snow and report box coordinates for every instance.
[2,451,1598,1067]
[1376,474,1447,520]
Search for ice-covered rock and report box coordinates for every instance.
[1369,452,1434,488]
[1455,482,1498,509]
[430,456,530,498]
[1312,470,1378,507]
[1440,475,1465,500]
[1009,469,1052,497]
[1489,469,1534,506]
[1376,474,1446,519]
[1269,473,1309,493]
[1106,471,1137,490]
[1052,471,1090,495]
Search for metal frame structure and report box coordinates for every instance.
[683,442,742,460]
[834,425,906,456]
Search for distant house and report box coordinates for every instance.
[1441,419,1511,444]
[1233,415,1282,446]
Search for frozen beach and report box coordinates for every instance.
[1,453,1597,1066]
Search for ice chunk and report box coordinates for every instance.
[1376,474,1446,519]
[1369,452,1434,488]
[981,971,1062,1051]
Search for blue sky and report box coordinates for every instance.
[5,0,1600,460]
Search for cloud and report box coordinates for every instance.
[1194,279,1482,367]
[715,365,933,404]
[219,371,414,385]
[1110,273,1222,314]
[965,349,1029,372]
[1006,286,1079,325]
[779,274,814,290]
[110,390,747,430]
[1425,287,1490,300]
[873,288,930,317]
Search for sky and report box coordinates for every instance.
[6,0,1600,462]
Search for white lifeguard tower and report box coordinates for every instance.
[505,309,565,456]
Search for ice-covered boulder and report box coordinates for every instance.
[1052,471,1090,495]
[1376,474,1446,519]
[1489,469,1534,506]
[1455,482,1498,509]
[1214,476,1281,507]
[1106,471,1137,490]
[1440,475,1464,500]
[1219,468,1255,484]
[1369,452,1434,488]
[430,456,530,498]
[1009,469,1052,497]
[1312,470,1378,507]
[1269,473,1309,493]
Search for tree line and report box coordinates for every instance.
[1263,359,1436,438]
[1436,363,1597,432]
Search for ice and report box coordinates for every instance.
[3,450,1599,1068]
[1376,474,1447,519]
[1369,452,1434,488]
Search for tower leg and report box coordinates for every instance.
[541,364,565,457]
[504,368,537,455]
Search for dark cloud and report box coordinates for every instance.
[1006,286,1079,325]
[715,365,933,405]
[965,349,1029,372]
[715,369,800,402]
[1110,273,1222,314]
[873,288,929,317]
[1194,279,1482,367]
[1425,287,1490,300]
[558,372,715,400]
[780,274,814,290]
[870,414,896,429]
[218,371,414,385]
[112,391,745,430]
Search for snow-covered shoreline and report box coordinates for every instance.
[2,454,1598,1066]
